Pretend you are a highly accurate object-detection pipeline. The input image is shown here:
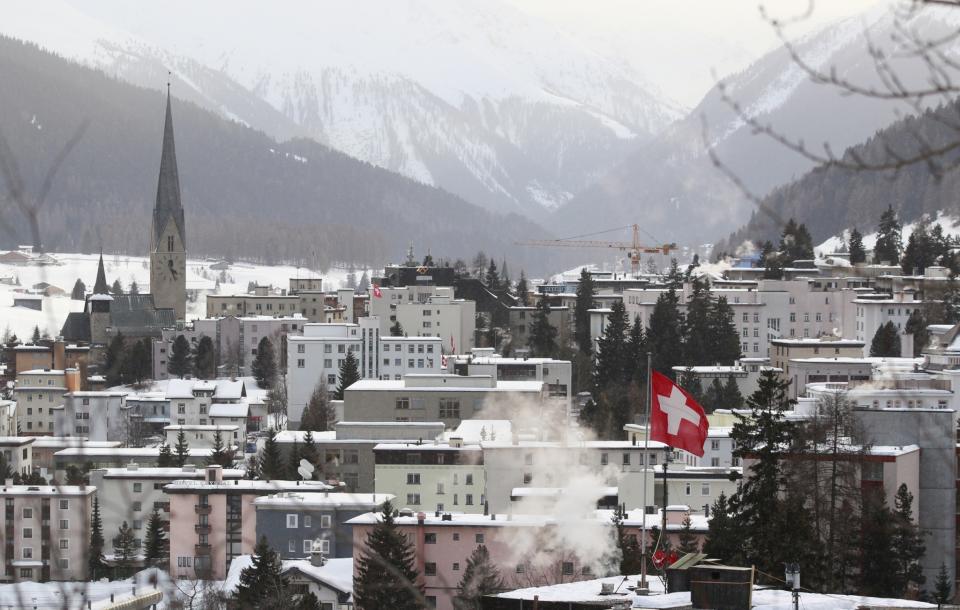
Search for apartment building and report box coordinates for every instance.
[374,439,485,514]
[0,484,95,583]
[53,391,127,442]
[853,291,925,356]
[165,424,243,449]
[29,438,120,476]
[254,492,392,560]
[165,466,333,580]
[447,350,572,409]
[369,285,476,354]
[506,304,573,350]
[206,286,301,319]
[54,446,217,473]
[165,378,249,427]
[784,357,873,399]
[669,359,775,404]
[0,437,33,476]
[8,341,89,376]
[0,401,14,437]
[14,368,80,435]
[343,374,545,429]
[378,336,444,380]
[770,338,865,381]
[122,393,171,443]
[89,463,244,554]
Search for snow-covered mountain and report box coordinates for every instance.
[2,0,684,219]
[550,2,960,243]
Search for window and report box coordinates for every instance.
[303,539,313,554]
[59,539,69,549]
[297,344,305,354]
[133,520,142,530]
[59,519,69,530]
[600,453,608,466]
[406,493,421,505]
[133,483,142,493]
[562,562,574,576]
[622,453,631,465]
[465,474,474,485]
[453,532,460,541]
[324,359,332,368]
[289,540,297,553]
[466,494,474,505]
[701,484,710,495]
[318,539,330,553]
[22,508,32,519]
[396,397,410,410]
[132,502,142,512]
[437,482,445,495]
[425,533,437,544]
[56,558,69,570]
[516,564,526,574]
[710,440,720,451]
[177,556,193,568]
[425,562,437,576]
[320,515,331,529]
[475,533,485,543]
[438,398,460,419]
[407,473,421,485]
[453,562,460,571]
[297,359,305,368]
[711,457,720,467]
[22,548,33,559]
[523,472,532,484]
[19,568,33,579]
[23,528,32,539]
[287,514,299,528]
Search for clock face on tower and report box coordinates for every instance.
[153,255,180,280]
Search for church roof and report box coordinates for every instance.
[93,252,108,295]
[60,312,91,343]
[109,294,177,337]
[153,88,185,247]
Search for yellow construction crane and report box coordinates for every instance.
[517,224,676,277]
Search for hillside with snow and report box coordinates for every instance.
[1,0,684,220]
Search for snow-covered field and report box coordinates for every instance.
[0,252,375,340]
[816,211,960,257]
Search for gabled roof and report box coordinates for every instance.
[60,312,91,343]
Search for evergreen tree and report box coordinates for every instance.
[626,315,648,384]
[334,350,360,400]
[104,333,127,386]
[113,521,137,567]
[904,309,929,357]
[515,270,530,306]
[157,443,175,467]
[874,206,903,265]
[207,430,235,468]
[683,277,713,365]
[144,506,168,566]
[287,439,303,480]
[648,286,684,379]
[302,430,320,475]
[701,377,723,413]
[611,504,643,576]
[111,279,124,296]
[358,271,370,293]
[485,259,500,291]
[390,320,404,337]
[703,493,740,564]
[574,268,597,355]
[354,500,421,610]
[168,334,192,379]
[590,300,632,438]
[193,336,216,379]
[500,259,510,288]
[848,228,866,264]
[892,483,926,594]
[89,496,107,579]
[860,491,900,597]
[526,297,558,357]
[71,278,86,300]
[678,514,699,554]
[236,536,289,608]
[722,375,744,409]
[252,337,278,389]
[453,545,506,610]
[870,321,902,357]
[681,369,705,405]
[301,382,334,431]
[934,562,952,608]
[710,297,742,364]
[259,428,285,480]
[295,592,322,610]
[779,219,814,264]
[174,429,190,467]
[127,338,152,384]
[129,280,139,294]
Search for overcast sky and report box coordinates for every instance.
[507,0,885,106]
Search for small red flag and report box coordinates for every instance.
[372,284,382,298]
[650,370,709,457]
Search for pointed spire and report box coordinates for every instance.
[93,251,108,295]
[153,84,186,247]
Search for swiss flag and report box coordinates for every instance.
[650,370,709,457]
[372,284,382,298]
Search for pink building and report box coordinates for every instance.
[165,465,332,580]
[349,510,620,610]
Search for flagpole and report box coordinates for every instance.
[640,350,651,590]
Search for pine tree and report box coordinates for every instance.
[287,439,303,480]
[129,280,139,294]
[31,325,40,344]
[626,315,648,384]
[334,350,360,400]
[574,268,597,355]
[157,443,175,467]
[104,333,127,386]
[526,297,558,357]
[710,297,742,364]
[892,483,926,594]
[683,277,714,365]
[252,337,278,389]
[168,334,192,379]
[648,286,684,379]
[904,309,929,357]
[681,369,706,405]
[453,545,506,610]
[485,259,500,291]
[703,493,740,564]
[611,504,643,576]
[144,506,168,566]
[869,321,901,357]
[207,430,235,468]
[301,382,334,432]
[354,500,421,610]
[722,375,744,409]
[860,491,900,597]
[390,320,404,337]
[591,300,632,437]
[874,206,903,265]
[236,536,289,608]
[515,270,530,306]
[89,496,107,579]
[127,338,152,384]
[701,377,723,412]
[174,429,190,467]
[111,279,123,296]
[302,430,320,475]
[71,278,86,300]
[677,514,699,554]
[259,428,285,480]
[193,336,216,379]
[114,521,137,567]
[934,562,952,607]
[848,228,866,264]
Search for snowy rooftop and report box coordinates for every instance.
[0,437,34,446]
[346,377,544,392]
[209,403,249,418]
[97,466,246,479]
[253,492,394,509]
[165,479,333,493]
[448,419,512,443]
[0,568,174,610]
[0,485,95,497]
[374,442,481,452]
[223,556,353,598]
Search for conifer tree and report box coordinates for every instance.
[252,337,278,389]
[648,285,684,378]
[590,300,631,437]
[678,514,699,554]
[157,443,175,467]
[302,430,319,475]
[611,504,643,576]
[703,493,739,564]
[193,336,216,379]
[31,325,41,344]
[301,381,334,432]
[935,562,952,608]
[144,506,168,566]
[71,278,86,300]
[259,428,285,480]
[287,439,303,480]
[681,369,705,405]
[111,279,123,296]
[722,375,744,409]
[89,496,107,579]
[390,320,405,337]
[526,297,558,357]
[485,259,500,291]
[860,491,900,597]
[207,430,235,468]
[174,429,190,467]
[354,500,421,610]
[874,206,903,264]
[236,536,289,608]
[683,277,713,365]
[104,333,126,386]
[515,270,530,306]
[168,334,192,379]
[626,315,648,384]
[454,545,506,610]
[710,297,742,364]
[848,228,866,264]
[114,521,137,567]
[869,321,901,357]
[892,483,926,594]
[129,280,139,294]
[904,309,929,357]
[573,268,597,355]
[701,377,723,412]
[334,350,360,400]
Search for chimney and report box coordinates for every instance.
[53,340,65,371]
[417,512,426,524]
[309,541,327,567]
[64,368,81,392]
[206,465,223,483]
[449,437,463,449]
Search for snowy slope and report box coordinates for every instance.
[0,253,374,341]
[816,212,960,256]
[2,0,685,218]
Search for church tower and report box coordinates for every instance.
[150,86,187,321]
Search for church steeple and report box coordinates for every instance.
[152,85,185,249]
[93,251,108,295]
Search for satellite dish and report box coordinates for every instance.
[298,459,315,481]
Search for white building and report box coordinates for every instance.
[368,285,475,354]
[53,391,127,442]
[0,401,16,437]
[0,437,33,475]
[854,291,924,356]
[165,378,249,427]
[164,424,243,449]
[446,350,572,410]
[14,369,78,435]
[379,337,443,380]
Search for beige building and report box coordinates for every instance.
[770,338,865,383]
[14,369,80,435]
[373,439,486,513]
[0,484,95,582]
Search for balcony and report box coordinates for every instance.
[194,504,212,515]
[194,524,211,534]
[195,544,211,556]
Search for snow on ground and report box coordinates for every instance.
[816,211,960,257]
[0,252,376,341]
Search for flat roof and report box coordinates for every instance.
[97,467,245,479]
[165,479,333,493]
[0,485,95,496]
[254,492,393,509]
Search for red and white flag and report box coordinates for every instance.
[650,370,709,457]
[372,284,382,298]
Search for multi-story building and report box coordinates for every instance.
[89,463,244,553]
[0,437,33,476]
[165,466,333,580]
[53,391,127,442]
[670,359,776,404]
[447,351,572,410]
[343,374,545,429]
[0,484,95,583]
[783,357,873,399]
[770,338,865,382]
[164,378,249,427]
[853,291,925,356]
[14,369,80,435]
[0,402,16,437]
[254,492,392,560]
[506,304,573,351]
[206,285,301,319]
[30,438,121,477]
[53,446,217,474]
[374,439,485,514]
[122,393,170,445]
[165,424,243,450]
[369,286,476,354]
[377,336,444,380]
[7,341,89,376]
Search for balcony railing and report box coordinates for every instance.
[195,544,211,556]
[194,504,212,515]
[194,524,211,534]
